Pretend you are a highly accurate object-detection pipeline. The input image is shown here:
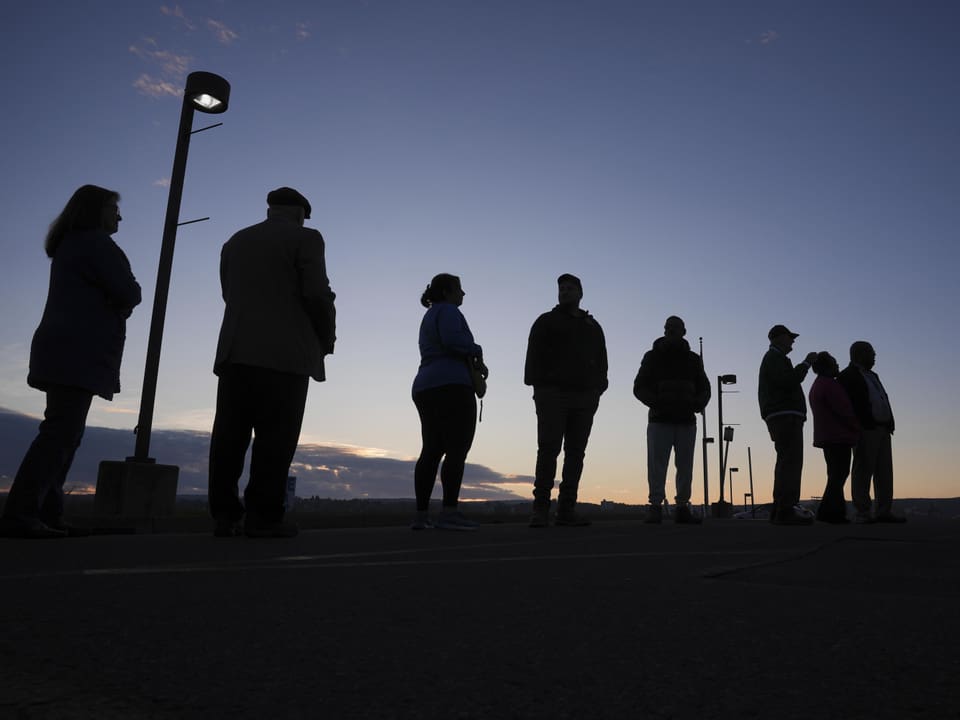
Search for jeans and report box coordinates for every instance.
[851,428,894,516]
[817,444,852,520]
[533,388,599,511]
[765,414,805,515]
[646,422,697,506]
[208,364,309,523]
[3,385,93,526]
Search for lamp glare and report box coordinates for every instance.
[192,93,222,110]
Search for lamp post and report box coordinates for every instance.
[698,338,714,518]
[728,467,738,512]
[712,374,737,518]
[95,71,230,522]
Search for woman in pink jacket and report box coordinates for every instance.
[808,352,860,523]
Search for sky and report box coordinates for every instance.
[1,1,958,507]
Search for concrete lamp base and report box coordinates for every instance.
[95,460,179,520]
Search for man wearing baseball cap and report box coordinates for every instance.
[758,325,818,525]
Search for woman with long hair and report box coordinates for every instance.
[411,273,487,530]
[1,185,141,538]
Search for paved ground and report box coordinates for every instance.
[1,517,958,719]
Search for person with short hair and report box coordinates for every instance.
[1,185,141,538]
[208,187,336,538]
[525,274,608,527]
[837,341,905,523]
[633,316,711,524]
[410,273,487,531]
[758,324,818,525]
[808,351,860,523]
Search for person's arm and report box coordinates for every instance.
[524,317,545,387]
[694,356,712,412]
[633,353,656,406]
[298,232,337,354]
[86,235,141,318]
[596,323,609,394]
[436,305,479,358]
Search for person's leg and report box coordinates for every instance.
[208,365,253,523]
[673,424,697,506]
[850,430,879,517]
[872,430,895,517]
[4,386,92,528]
[437,385,477,510]
[767,415,804,517]
[646,423,671,507]
[413,388,445,513]
[533,395,565,512]
[556,402,597,514]
[818,445,851,520]
[245,368,309,524]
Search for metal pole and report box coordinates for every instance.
[717,376,724,502]
[748,446,755,514]
[131,100,196,461]
[699,338,709,517]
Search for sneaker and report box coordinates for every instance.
[644,504,663,524]
[529,510,549,528]
[213,515,243,537]
[874,512,907,524]
[0,517,67,539]
[410,515,434,530]
[45,519,93,537]
[771,509,814,526]
[674,504,702,525]
[854,512,876,524]
[555,512,591,527]
[435,511,480,531]
[244,518,299,538]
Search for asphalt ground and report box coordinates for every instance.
[1,517,958,720]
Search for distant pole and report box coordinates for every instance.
[747,446,755,515]
[717,375,724,502]
[699,337,710,518]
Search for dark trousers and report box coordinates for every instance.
[3,386,92,526]
[765,414,805,515]
[851,428,894,516]
[533,390,599,511]
[208,364,308,523]
[413,384,477,512]
[817,445,852,520]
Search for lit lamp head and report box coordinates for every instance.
[720,374,737,385]
[185,71,230,114]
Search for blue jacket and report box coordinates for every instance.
[28,230,141,399]
[412,303,482,395]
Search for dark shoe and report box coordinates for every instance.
[244,518,299,538]
[435,511,480,531]
[874,513,907,524]
[213,516,244,537]
[674,503,702,525]
[816,515,850,524]
[45,519,92,537]
[772,509,814,526]
[0,518,67,539]
[854,512,876,524]
[644,504,663,524]
[529,510,549,528]
[555,512,591,527]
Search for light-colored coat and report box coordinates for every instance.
[214,216,336,381]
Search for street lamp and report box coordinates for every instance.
[95,71,231,522]
[729,467,738,512]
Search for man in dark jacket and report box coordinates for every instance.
[758,324,818,525]
[524,274,608,527]
[209,187,336,538]
[634,316,711,524]
[837,341,905,524]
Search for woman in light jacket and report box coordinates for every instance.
[1,185,141,538]
[411,273,487,531]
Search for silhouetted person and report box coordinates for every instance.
[808,351,860,523]
[634,316,711,524]
[758,324,818,526]
[411,273,488,531]
[208,188,336,538]
[525,274,608,527]
[837,341,906,523]
[0,185,141,539]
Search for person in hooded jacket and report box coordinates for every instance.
[1,185,141,538]
[633,316,711,524]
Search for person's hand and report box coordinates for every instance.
[804,352,818,365]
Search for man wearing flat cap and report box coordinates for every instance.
[524,273,608,527]
[208,187,336,538]
[758,325,818,525]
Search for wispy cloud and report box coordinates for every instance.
[129,38,190,77]
[295,22,310,41]
[207,19,239,45]
[153,177,171,188]
[759,30,779,45]
[133,74,182,98]
[160,4,197,31]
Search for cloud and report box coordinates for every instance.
[160,4,197,31]
[128,39,190,78]
[207,19,239,45]
[153,177,171,188]
[759,30,779,45]
[133,74,182,98]
[295,22,310,41]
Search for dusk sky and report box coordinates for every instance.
[1,1,957,506]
